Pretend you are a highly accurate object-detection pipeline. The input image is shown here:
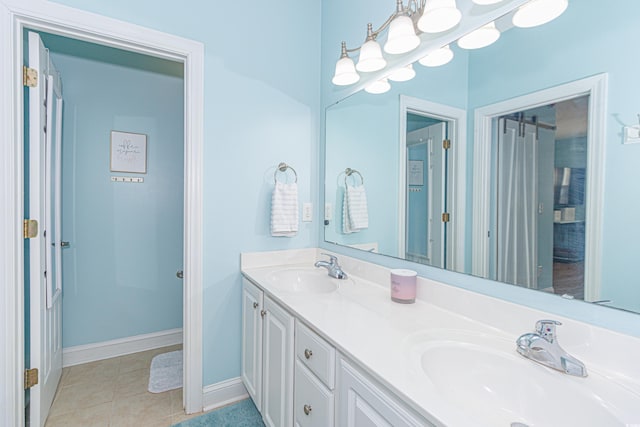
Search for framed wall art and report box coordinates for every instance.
[110,130,147,173]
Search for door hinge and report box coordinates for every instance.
[24,368,38,389]
[23,66,38,88]
[442,212,450,223]
[443,139,451,150]
[23,219,38,239]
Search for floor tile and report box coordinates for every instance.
[45,401,111,427]
[111,390,172,426]
[115,367,151,397]
[49,381,116,417]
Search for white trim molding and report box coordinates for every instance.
[0,0,205,424]
[203,378,250,412]
[63,329,183,367]
[399,95,467,272]
[472,74,607,300]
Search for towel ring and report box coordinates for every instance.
[274,162,298,183]
[344,168,364,186]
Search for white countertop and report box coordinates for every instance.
[241,248,640,426]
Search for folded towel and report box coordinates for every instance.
[342,183,368,234]
[271,181,299,237]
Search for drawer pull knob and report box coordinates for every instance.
[253,302,258,309]
[303,404,312,415]
[260,309,267,318]
[304,349,313,359]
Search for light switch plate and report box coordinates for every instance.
[325,203,332,221]
[302,203,313,222]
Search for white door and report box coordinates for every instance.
[27,31,63,427]
[262,296,294,427]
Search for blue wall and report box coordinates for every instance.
[49,0,321,385]
[320,0,640,335]
[47,39,185,347]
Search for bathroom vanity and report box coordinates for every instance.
[241,248,640,427]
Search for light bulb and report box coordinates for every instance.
[365,78,391,94]
[418,0,462,34]
[388,64,416,82]
[332,42,360,86]
[513,0,568,28]
[419,45,454,67]
[457,22,500,49]
[384,14,420,54]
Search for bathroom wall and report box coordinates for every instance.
[48,0,321,385]
[46,38,186,347]
[320,0,640,335]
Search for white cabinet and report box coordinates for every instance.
[241,279,294,427]
[336,355,432,427]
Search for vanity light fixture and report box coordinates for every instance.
[332,42,360,86]
[356,24,387,72]
[365,78,391,94]
[417,0,462,34]
[388,64,416,82]
[384,0,421,54]
[457,21,500,49]
[418,44,454,67]
[512,0,568,28]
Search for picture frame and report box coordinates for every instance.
[110,130,147,174]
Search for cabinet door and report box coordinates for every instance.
[294,360,334,427]
[263,296,295,427]
[336,356,430,427]
[241,279,263,411]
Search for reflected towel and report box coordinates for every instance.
[271,182,299,237]
[343,183,368,234]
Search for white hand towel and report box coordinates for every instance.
[271,181,299,237]
[343,183,369,234]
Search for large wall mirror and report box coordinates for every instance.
[324,1,640,314]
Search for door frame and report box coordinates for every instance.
[472,74,607,301]
[399,95,466,272]
[0,1,205,425]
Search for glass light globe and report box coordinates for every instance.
[418,0,462,34]
[384,14,420,54]
[472,0,505,4]
[513,0,568,28]
[365,78,391,94]
[419,45,454,67]
[388,64,416,82]
[356,39,387,72]
[332,56,360,86]
[457,22,500,49]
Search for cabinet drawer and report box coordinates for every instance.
[295,321,336,389]
[294,360,334,427]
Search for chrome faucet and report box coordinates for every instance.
[516,320,587,377]
[314,253,348,279]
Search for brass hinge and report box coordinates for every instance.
[442,212,450,223]
[23,219,38,239]
[24,368,38,389]
[442,139,451,150]
[23,66,38,88]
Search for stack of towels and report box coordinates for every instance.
[271,181,299,237]
[343,183,369,234]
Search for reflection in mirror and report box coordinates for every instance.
[324,1,640,314]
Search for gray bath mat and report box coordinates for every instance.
[148,350,183,393]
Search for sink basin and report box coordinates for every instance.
[405,330,639,426]
[265,268,341,294]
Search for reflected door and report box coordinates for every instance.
[406,122,447,268]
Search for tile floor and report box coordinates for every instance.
[45,345,212,427]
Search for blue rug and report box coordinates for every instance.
[172,399,265,427]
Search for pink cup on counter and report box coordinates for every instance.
[390,269,417,304]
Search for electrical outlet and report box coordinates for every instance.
[325,203,332,220]
[302,203,313,222]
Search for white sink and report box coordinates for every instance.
[265,268,341,294]
[405,330,640,426]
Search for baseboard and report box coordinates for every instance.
[62,328,183,367]
[202,377,249,412]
